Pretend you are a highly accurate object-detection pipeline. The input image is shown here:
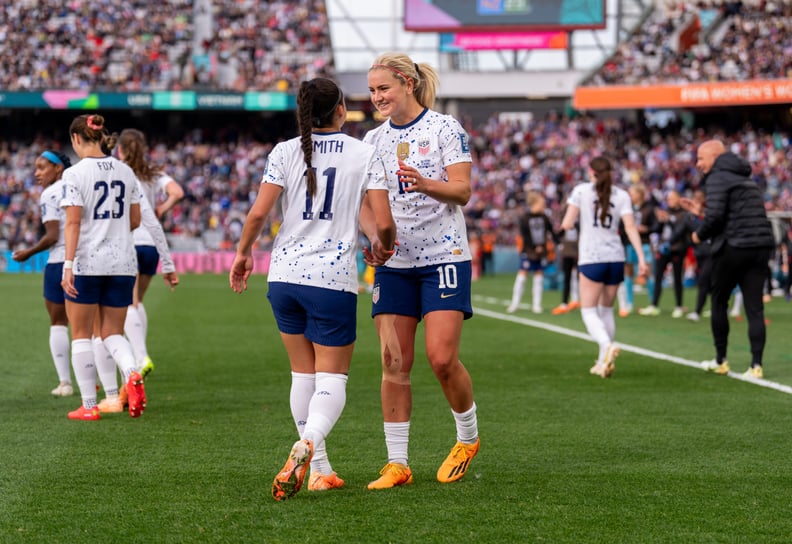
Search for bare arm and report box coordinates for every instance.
[156,179,185,219]
[622,213,649,277]
[61,206,82,298]
[561,204,580,232]
[398,160,472,206]
[12,221,59,262]
[230,183,282,293]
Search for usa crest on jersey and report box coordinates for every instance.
[418,137,430,155]
[372,283,380,304]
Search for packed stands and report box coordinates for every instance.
[0,0,334,92]
[585,1,792,86]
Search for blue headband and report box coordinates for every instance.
[40,151,63,166]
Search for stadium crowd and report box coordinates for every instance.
[3,113,792,253]
[586,1,792,86]
[0,0,333,92]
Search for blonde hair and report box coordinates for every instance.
[370,52,439,109]
[526,190,545,209]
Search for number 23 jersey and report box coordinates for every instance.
[61,156,141,276]
[567,182,632,266]
[262,132,388,294]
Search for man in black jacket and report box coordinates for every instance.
[682,139,774,378]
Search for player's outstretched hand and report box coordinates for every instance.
[230,254,253,293]
[163,271,179,291]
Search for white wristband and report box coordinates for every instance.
[63,260,73,269]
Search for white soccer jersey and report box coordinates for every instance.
[60,156,141,276]
[134,187,175,273]
[363,108,472,268]
[567,182,632,266]
[262,132,388,294]
[40,180,66,263]
[139,172,176,209]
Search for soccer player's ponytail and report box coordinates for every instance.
[297,78,344,198]
[589,156,613,226]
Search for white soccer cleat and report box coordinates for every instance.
[51,383,74,397]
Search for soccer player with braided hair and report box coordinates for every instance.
[230,77,395,500]
[561,156,648,378]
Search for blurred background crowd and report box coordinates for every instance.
[1,0,791,287]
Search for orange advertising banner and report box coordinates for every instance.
[573,79,792,110]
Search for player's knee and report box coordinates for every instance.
[381,350,412,385]
[427,354,457,382]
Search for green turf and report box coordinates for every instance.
[2,272,792,543]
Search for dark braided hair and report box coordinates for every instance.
[589,156,613,226]
[296,78,343,197]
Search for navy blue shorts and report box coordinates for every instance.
[518,256,544,272]
[43,263,65,304]
[267,282,357,347]
[65,275,136,307]
[579,262,625,286]
[372,261,473,320]
[136,245,159,276]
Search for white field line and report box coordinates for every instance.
[472,298,792,396]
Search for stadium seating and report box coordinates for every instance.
[0,0,334,92]
[585,1,792,86]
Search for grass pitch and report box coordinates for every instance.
[2,272,792,543]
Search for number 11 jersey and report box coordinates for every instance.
[262,132,388,294]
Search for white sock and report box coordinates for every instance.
[384,421,410,466]
[71,339,97,408]
[302,372,348,451]
[598,305,615,342]
[93,337,119,396]
[49,325,71,383]
[124,306,148,365]
[103,334,137,382]
[291,372,332,474]
[581,307,611,363]
[570,272,579,303]
[453,402,478,444]
[532,274,543,311]
[510,273,525,307]
[290,372,314,436]
[617,283,627,311]
[138,302,148,339]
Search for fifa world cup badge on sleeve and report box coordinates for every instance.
[459,132,470,153]
[397,142,410,161]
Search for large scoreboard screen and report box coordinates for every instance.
[405,0,606,32]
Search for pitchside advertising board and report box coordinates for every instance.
[0,91,296,111]
[573,80,792,110]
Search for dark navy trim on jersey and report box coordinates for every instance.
[389,107,429,130]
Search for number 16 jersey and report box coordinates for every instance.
[567,181,632,266]
[61,156,141,276]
